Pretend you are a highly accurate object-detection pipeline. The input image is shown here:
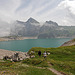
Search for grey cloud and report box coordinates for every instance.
[0,0,75,37]
[0,20,10,37]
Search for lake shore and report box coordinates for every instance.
[0,36,73,42]
[0,37,37,41]
[0,49,29,60]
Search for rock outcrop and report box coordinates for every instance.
[61,39,75,46]
[0,49,29,61]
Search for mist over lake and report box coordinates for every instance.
[0,38,72,52]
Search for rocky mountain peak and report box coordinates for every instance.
[26,17,39,23]
[44,21,58,27]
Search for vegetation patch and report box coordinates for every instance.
[27,46,75,75]
[0,45,75,75]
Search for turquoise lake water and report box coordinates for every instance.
[0,38,72,52]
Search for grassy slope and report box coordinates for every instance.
[26,46,75,75]
[0,60,55,75]
[0,45,75,75]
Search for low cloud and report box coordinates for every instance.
[0,20,10,37]
[0,0,75,25]
[0,0,75,36]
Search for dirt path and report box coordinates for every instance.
[47,62,65,75]
[32,66,64,75]
[20,63,64,75]
[48,68,63,75]
[21,61,65,75]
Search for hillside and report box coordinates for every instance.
[0,45,75,75]
[27,46,75,75]
[61,39,75,46]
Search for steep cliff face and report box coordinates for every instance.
[61,39,75,46]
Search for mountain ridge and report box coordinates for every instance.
[26,17,39,24]
[10,18,74,38]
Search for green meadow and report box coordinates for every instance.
[0,45,75,75]
[0,60,55,75]
[25,46,75,75]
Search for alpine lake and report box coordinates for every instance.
[0,38,72,52]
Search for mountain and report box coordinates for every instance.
[10,18,40,37]
[10,20,25,36]
[38,20,70,39]
[43,21,58,27]
[39,20,59,33]
[10,18,72,38]
[26,17,39,24]
[22,18,40,36]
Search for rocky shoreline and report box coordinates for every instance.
[0,37,73,42]
[61,39,75,46]
[0,49,30,61]
[0,37,37,41]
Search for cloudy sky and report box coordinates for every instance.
[0,0,75,36]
